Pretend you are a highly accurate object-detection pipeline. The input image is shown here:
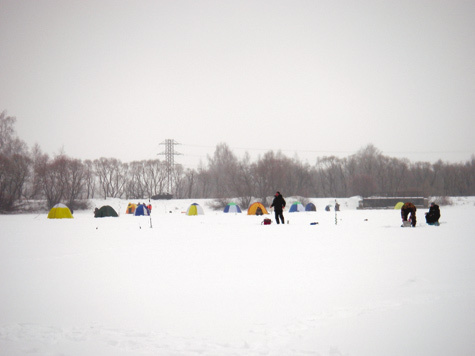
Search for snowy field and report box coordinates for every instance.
[1,197,474,356]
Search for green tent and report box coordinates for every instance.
[394,202,404,209]
[94,205,119,218]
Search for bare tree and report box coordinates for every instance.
[291,162,319,197]
[232,153,255,208]
[127,161,146,198]
[94,158,128,199]
[171,164,185,198]
[194,163,213,198]
[316,156,344,197]
[0,111,31,211]
[349,174,377,197]
[83,160,96,199]
[64,158,87,209]
[407,161,433,196]
[207,143,239,198]
[177,168,197,199]
[126,159,168,198]
[466,156,475,196]
[0,111,27,156]
[250,151,295,203]
[35,155,67,208]
[143,159,168,197]
[0,153,31,211]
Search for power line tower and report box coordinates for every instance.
[159,139,182,193]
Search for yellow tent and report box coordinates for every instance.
[247,202,269,215]
[47,203,73,219]
[126,203,137,214]
[394,202,404,209]
[186,203,204,216]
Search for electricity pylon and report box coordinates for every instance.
[159,139,182,193]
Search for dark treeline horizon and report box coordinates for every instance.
[1,110,474,211]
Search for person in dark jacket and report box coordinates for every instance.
[335,202,340,212]
[401,202,417,227]
[425,202,441,225]
[270,191,286,224]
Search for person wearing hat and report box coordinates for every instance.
[425,202,441,225]
[270,191,286,224]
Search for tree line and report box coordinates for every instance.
[1,110,474,212]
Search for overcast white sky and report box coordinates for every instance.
[1,0,474,168]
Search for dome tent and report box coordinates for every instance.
[125,203,137,214]
[305,202,317,211]
[394,202,404,209]
[94,205,118,218]
[289,201,305,213]
[223,202,242,213]
[187,203,204,216]
[134,204,150,216]
[247,202,268,215]
[47,203,73,219]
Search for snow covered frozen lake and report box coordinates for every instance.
[1,197,474,355]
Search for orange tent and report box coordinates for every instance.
[126,203,137,214]
[247,202,269,215]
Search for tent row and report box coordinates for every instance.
[191,201,318,216]
[47,201,321,219]
[47,203,151,219]
[187,202,267,216]
[95,203,150,217]
[125,203,151,215]
[247,201,317,214]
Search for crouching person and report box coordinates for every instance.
[425,202,441,225]
[401,202,417,227]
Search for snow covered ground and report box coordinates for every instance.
[1,197,474,356]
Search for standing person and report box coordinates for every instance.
[270,191,286,224]
[425,202,441,225]
[401,202,417,227]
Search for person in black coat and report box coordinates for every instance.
[270,191,286,224]
[425,202,441,225]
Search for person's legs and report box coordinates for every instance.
[279,212,285,224]
[402,209,408,221]
[411,211,417,227]
[274,211,280,224]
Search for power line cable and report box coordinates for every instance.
[181,143,473,156]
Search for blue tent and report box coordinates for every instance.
[223,202,242,213]
[134,204,150,216]
[305,203,317,212]
[289,201,305,213]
